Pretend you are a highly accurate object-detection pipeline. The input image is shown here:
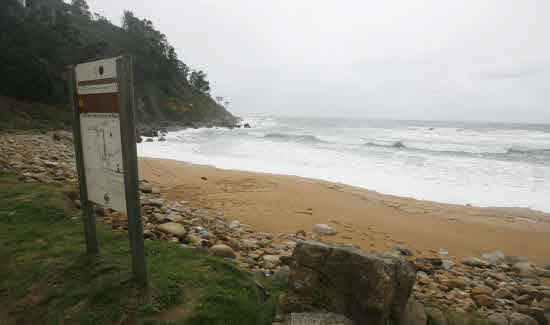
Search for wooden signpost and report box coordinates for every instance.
[66,56,147,286]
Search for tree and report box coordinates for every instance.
[177,61,190,81]
[189,70,210,93]
[70,0,90,18]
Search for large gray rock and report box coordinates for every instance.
[210,244,236,259]
[277,240,416,325]
[398,298,427,325]
[157,222,187,238]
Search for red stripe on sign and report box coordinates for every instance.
[78,93,119,113]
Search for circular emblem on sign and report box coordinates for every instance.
[99,66,104,76]
[104,193,110,203]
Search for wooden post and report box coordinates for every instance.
[66,65,99,254]
[116,56,147,286]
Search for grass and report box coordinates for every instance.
[0,172,282,324]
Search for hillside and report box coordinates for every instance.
[0,0,237,129]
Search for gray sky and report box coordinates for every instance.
[88,0,550,123]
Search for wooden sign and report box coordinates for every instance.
[76,58,127,214]
[67,56,147,286]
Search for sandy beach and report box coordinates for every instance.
[139,157,550,267]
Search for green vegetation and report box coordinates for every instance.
[0,0,236,128]
[0,96,72,131]
[0,172,281,324]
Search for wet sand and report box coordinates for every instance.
[139,157,550,266]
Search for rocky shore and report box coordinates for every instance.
[1,130,550,324]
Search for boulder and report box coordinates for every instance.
[509,312,538,325]
[277,240,416,325]
[229,220,240,229]
[157,222,187,238]
[461,257,490,268]
[313,224,337,236]
[398,298,427,325]
[210,244,236,259]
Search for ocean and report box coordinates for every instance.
[137,117,550,213]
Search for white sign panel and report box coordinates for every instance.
[76,57,127,214]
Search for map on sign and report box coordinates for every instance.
[76,57,127,214]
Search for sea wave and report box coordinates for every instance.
[365,141,407,149]
[263,133,325,144]
[506,147,550,155]
[364,141,550,163]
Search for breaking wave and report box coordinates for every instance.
[364,141,550,163]
[263,133,325,144]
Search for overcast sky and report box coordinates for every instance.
[88,0,550,123]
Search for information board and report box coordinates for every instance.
[76,58,127,214]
